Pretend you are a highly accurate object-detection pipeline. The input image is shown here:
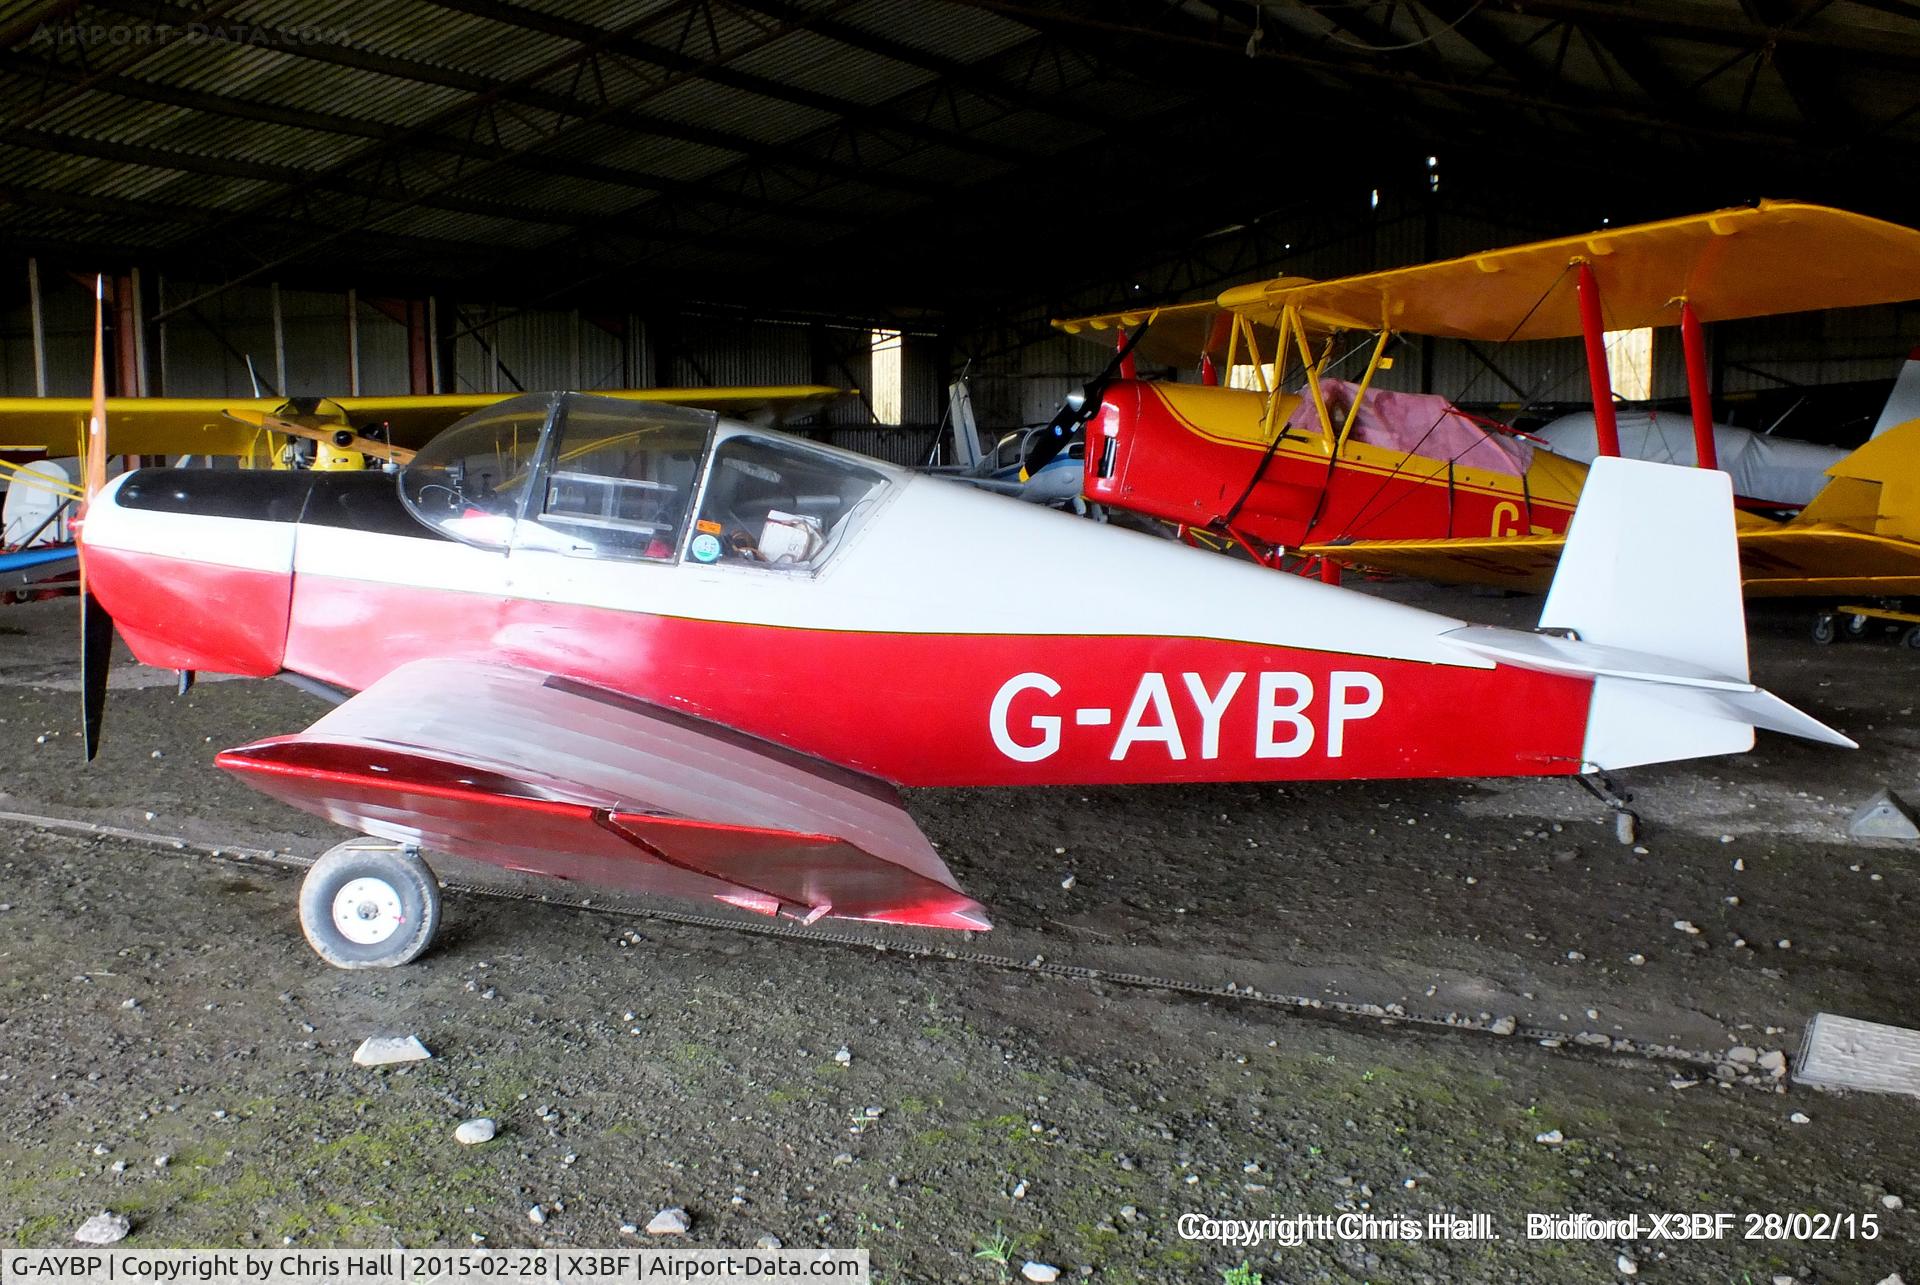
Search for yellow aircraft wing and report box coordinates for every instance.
[1050,290,1325,367]
[1217,201,1920,341]
[1308,517,1920,600]
[0,385,847,459]
[1304,534,1565,593]
[1737,522,1920,598]
[327,386,846,444]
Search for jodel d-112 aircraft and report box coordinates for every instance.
[75,380,1851,970]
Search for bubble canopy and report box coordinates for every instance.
[399,393,719,554]
[397,392,890,571]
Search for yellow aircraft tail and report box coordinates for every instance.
[1798,415,1920,542]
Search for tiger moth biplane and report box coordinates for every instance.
[68,295,1852,969]
[1046,202,1920,594]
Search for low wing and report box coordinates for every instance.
[215,659,989,932]
[1312,519,1920,599]
[0,386,846,458]
[1216,201,1920,341]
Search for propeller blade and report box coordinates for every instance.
[79,272,113,760]
[1023,322,1152,477]
[84,274,108,499]
[81,590,112,761]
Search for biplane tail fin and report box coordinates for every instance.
[1444,457,1853,768]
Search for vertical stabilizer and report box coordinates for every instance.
[1870,347,1920,439]
[1539,456,1748,680]
[946,380,986,472]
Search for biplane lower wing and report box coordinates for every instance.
[1305,533,1565,593]
[1735,523,1920,597]
[214,659,989,931]
[1310,519,1920,599]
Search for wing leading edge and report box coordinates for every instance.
[1308,520,1920,599]
[215,659,990,932]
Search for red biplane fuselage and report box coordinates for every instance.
[1084,380,1587,552]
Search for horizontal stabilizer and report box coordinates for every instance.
[1442,457,1854,769]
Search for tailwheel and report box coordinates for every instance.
[1810,613,1838,645]
[298,839,441,969]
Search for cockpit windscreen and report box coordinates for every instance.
[397,392,554,549]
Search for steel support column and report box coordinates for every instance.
[112,272,141,398]
[407,299,432,395]
[26,258,47,396]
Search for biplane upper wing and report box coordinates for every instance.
[214,658,990,932]
[0,385,845,458]
[1051,291,1322,366]
[1216,201,1920,340]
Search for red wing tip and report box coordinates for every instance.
[855,900,994,932]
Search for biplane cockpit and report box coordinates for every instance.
[399,391,889,572]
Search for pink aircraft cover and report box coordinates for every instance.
[1289,378,1533,477]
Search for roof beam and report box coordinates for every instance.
[1499,0,1920,68]
[725,0,1118,132]
[940,0,1887,153]
[422,0,1032,164]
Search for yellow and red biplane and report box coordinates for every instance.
[1051,201,1920,599]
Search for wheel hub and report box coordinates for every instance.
[332,876,405,945]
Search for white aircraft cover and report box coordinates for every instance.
[1535,410,1844,508]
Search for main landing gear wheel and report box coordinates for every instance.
[298,840,441,969]
[1810,613,1838,645]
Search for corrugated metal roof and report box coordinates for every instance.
[0,0,1912,327]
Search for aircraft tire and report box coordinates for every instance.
[298,840,442,969]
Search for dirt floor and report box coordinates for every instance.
[1,589,1917,1284]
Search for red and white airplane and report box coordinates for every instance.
[75,388,1850,968]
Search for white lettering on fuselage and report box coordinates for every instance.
[989,670,1386,764]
